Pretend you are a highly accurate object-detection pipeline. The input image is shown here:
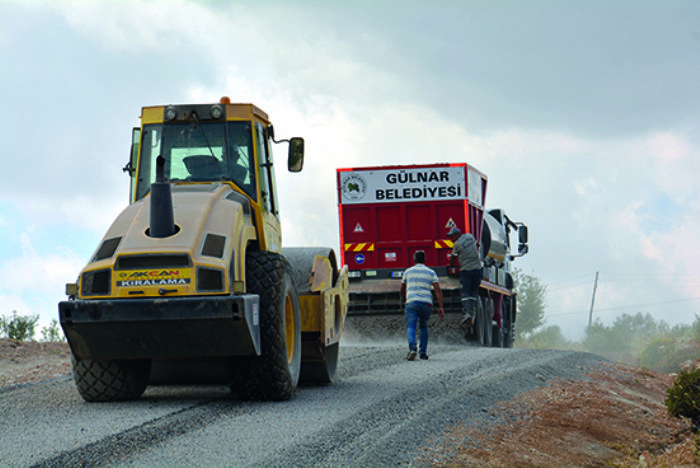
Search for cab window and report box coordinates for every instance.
[135,121,257,201]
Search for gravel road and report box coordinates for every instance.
[1,343,607,467]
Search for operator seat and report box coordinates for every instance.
[230,164,248,182]
[183,155,222,180]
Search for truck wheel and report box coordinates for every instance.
[231,251,301,400]
[482,297,493,347]
[71,354,150,402]
[472,299,485,346]
[492,298,504,348]
[492,324,504,348]
[503,298,514,348]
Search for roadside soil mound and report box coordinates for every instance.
[419,361,698,467]
[0,338,70,389]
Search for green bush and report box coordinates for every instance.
[41,319,65,342]
[666,367,700,432]
[516,325,575,350]
[0,310,39,341]
[640,337,700,373]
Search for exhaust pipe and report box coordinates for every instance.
[149,156,177,238]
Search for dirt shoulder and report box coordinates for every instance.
[0,338,71,389]
[1,339,696,466]
[420,361,697,467]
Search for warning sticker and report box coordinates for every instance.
[354,223,364,233]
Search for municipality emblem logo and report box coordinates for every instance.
[342,174,367,201]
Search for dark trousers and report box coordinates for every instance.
[460,268,483,301]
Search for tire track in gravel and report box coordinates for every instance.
[256,348,605,467]
[3,345,606,467]
[117,347,605,467]
[30,345,412,467]
[32,400,232,468]
[3,345,403,467]
[1,377,233,467]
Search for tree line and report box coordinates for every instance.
[0,311,64,342]
[512,268,700,374]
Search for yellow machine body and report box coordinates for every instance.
[59,99,347,400]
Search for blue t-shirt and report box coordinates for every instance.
[402,263,439,305]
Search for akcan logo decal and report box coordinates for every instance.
[116,269,191,287]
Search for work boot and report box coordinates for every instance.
[406,350,417,361]
[460,298,476,327]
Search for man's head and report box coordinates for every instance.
[413,250,426,264]
[447,227,462,240]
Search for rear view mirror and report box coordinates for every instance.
[518,225,528,244]
[288,137,304,172]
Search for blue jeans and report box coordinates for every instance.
[405,301,432,355]
[460,268,483,301]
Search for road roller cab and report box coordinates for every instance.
[59,98,348,402]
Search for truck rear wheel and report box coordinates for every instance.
[471,299,485,346]
[71,355,150,402]
[230,251,301,400]
[492,298,504,348]
[482,297,493,347]
[492,323,504,348]
[503,298,514,348]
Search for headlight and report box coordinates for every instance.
[210,104,223,119]
[197,267,224,292]
[165,106,178,121]
[81,269,111,296]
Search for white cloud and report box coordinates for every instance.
[5,194,125,234]
[646,131,698,203]
[0,227,86,334]
[44,0,220,52]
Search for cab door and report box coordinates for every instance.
[254,122,282,253]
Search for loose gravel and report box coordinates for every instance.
[0,342,607,467]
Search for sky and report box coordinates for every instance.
[1,0,699,341]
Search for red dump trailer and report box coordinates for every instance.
[337,163,528,347]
